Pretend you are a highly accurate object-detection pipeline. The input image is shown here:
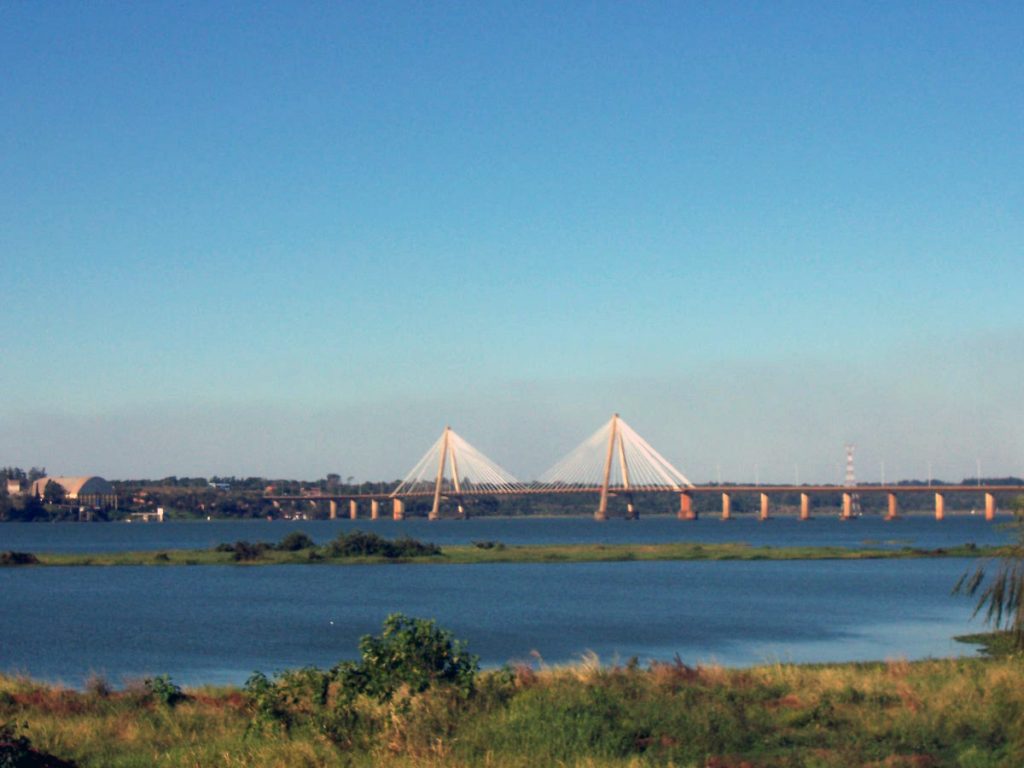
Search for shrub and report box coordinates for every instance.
[0,552,38,566]
[275,531,315,551]
[144,674,183,707]
[213,541,270,561]
[343,613,479,702]
[325,531,440,559]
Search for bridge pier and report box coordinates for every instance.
[841,493,853,520]
[985,492,995,521]
[799,493,810,521]
[678,492,696,520]
[721,492,731,521]
[371,499,380,520]
[329,500,338,520]
[885,492,898,521]
[457,499,467,519]
[935,492,944,521]
[392,498,405,520]
[625,495,638,520]
[349,499,358,520]
[759,493,770,521]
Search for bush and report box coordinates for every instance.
[144,675,183,707]
[275,531,315,551]
[342,613,479,702]
[325,531,440,559]
[0,552,38,566]
[213,541,269,561]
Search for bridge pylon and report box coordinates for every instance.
[391,426,520,520]
[538,413,694,520]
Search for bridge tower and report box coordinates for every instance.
[538,413,693,521]
[391,426,520,520]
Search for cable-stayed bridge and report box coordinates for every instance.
[264,414,1020,522]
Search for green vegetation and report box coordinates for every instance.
[2,616,1022,767]
[12,535,1004,568]
[956,631,1024,659]
[955,496,1024,649]
[0,551,39,566]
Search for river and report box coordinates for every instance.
[0,515,1012,688]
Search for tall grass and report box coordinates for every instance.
[4,653,1023,767]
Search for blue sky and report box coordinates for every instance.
[1,2,1021,482]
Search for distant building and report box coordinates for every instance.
[6,478,24,496]
[30,476,117,508]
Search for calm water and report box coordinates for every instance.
[0,555,989,689]
[0,513,1013,554]
[0,517,1008,688]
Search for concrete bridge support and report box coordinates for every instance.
[799,493,810,521]
[985,493,996,521]
[371,499,380,520]
[721,492,731,521]
[842,493,853,520]
[349,500,358,520]
[625,496,638,521]
[759,493,770,521]
[678,492,696,520]
[329,500,338,520]
[886,493,898,521]
[392,498,405,520]
[935,493,945,521]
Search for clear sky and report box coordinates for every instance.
[1,2,1022,483]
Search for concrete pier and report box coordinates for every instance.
[349,499,358,520]
[625,497,638,520]
[985,492,996,521]
[759,493,769,521]
[329,500,338,520]
[678,491,696,520]
[886,492,898,521]
[371,499,380,520]
[392,498,405,520]
[721,492,731,521]
[935,492,945,521]
[842,493,853,519]
[799,493,810,521]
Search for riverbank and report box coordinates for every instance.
[3,645,1021,767]
[4,539,1004,567]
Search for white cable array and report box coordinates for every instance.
[391,427,521,496]
[537,415,693,490]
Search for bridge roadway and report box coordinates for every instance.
[265,484,1021,522]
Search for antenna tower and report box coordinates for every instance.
[844,444,862,516]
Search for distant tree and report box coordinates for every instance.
[43,480,66,505]
[19,493,47,522]
[27,467,46,482]
[955,494,1024,648]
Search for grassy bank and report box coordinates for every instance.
[3,653,1023,767]
[4,539,1003,568]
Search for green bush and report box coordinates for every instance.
[0,552,38,566]
[144,675,183,707]
[213,541,269,561]
[275,531,315,551]
[324,531,440,559]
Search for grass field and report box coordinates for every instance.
[3,647,1023,767]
